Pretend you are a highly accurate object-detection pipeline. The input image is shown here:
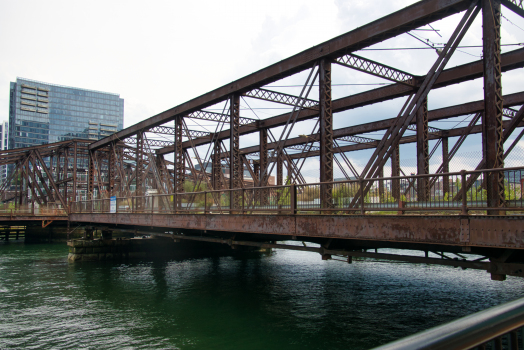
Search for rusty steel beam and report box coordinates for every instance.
[502,0,524,17]
[147,125,212,138]
[391,144,400,200]
[88,150,95,199]
[442,136,450,194]
[91,0,474,151]
[33,149,68,211]
[244,88,318,109]
[68,213,524,252]
[355,2,480,210]
[155,49,524,156]
[335,53,415,85]
[212,141,221,190]
[483,0,505,214]
[283,118,524,159]
[188,110,255,126]
[319,59,334,209]
[417,98,430,201]
[454,103,524,201]
[174,117,184,201]
[230,94,242,209]
[232,91,524,158]
[124,137,174,148]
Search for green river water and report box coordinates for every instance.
[0,243,523,350]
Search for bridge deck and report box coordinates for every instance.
[69,212,524,250]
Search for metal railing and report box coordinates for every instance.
[0,204,67,217]
[371,296,524,350]
[69,167,524,215]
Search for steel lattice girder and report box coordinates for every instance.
[502,0,524,17]
[148,125,212,138]
[243,88,319,109]
[334,53,415,85]
[90,0,474,151]
[503,107,519,118]
[154,47,524,156]
[225,92,524,157]
[187,110,255,126]
[282,118,523,159]
[124,137,174,148]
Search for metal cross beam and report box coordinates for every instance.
[334,53,415,85]
[124,137,174,148]
[337,135,380,145]
[148,125,212,138]
[502,0,524,17]
[243,88,318,109]
[188,110,256,126]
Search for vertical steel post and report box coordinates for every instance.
[253,162,260,185]
[109,142,116,197]
[259,128,268,206]
[55,152,61,203]
[277,152,283,186]
[88,150,95,200]
[290,184,297,215]
[461,170,468,215]
[442,137,450,196]
[63,148,68,205]
[212,141,221,190]
[73,141,78,203]
[230,94,241,211]
[136,131,144,211]
[391,144,400,201]
[319,59,333,210]
[174,117,184,210]
[378,165,384,200]
[259,129,268,187]
[287,160,293,185]
[482,0,504,214]
[417,98,429,201]
[276,151,283,213]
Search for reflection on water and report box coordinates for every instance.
[0,243,523,350]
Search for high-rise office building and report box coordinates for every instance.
[9,77,124,149]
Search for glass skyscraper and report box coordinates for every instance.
[9,77,124,149]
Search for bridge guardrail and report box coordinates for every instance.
[0,204,67,217]
[70,167,524,215]
[370,296,524,350]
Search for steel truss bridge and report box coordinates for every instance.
[2,0,524,280]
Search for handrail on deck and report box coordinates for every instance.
[371,297,524,350]
[69,166,524,215]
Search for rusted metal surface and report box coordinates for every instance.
[319,59,334,209]
[416,98,429,201]
[89,0,473,151]
[483,0,505,214]
[153,48,524,156]
[335,53,415,85]
[502,0,524,17]
[0,215,67,222]
[2,1,524,274]
[68,212,524,250]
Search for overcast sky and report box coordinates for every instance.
[1,0,523,179]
